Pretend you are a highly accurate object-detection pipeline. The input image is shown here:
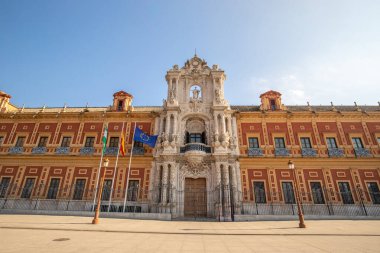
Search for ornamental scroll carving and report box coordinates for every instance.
[186,119,205,133]
[180,161,209,179]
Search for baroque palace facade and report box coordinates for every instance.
[0,55,380,220]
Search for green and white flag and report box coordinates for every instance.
[102,125,108,154]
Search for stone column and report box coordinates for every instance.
[154,117,160,135]
[221,115,227,135]
[165,115,170,134]
[215,163,222,218]
[214,114,219,134]
[222,164,232,221]
[172,114,177,135]
[160,116,164,133]
[214,114,220,144]
[228,116,233,136]
[161,164,169,206]
[230,165,240,214]
[167,78,172,99]
[170,163,177,215]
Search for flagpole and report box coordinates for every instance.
[107,122,125,212]
[92,123,107,212]
[123,122,137,212]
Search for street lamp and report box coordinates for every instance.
[92,158,109,224]
[288,160,306,228]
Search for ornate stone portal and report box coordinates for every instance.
[151,55,241,220]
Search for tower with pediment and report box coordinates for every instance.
[150,54,241,220]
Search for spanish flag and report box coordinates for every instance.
[119,132,126,156]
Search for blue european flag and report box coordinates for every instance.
[133,127,158,148]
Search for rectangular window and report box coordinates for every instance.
[109,137,119,148]
[274,137,285,148]
[282,182,295,204]
[47,178,60,199]
[377,137,380,145]
[38,136,48,147]
[310,182,325,204]
[326,137,338,149]
[300,137,312,149]
[338,182,354,204]
[61,137,71,147]
[367,182,380,204]
[352,137,364,149]
[15,136,25,147]
[248,137,259,148]
[21,178,35,198]
[84,137,95,147]
[0,177,11,198]
[133,141,143,148]
[73,179,86,200]
[101,180,112,201]
[253,181,266,203]
[189,133,202,143]
[0,136,4,146]
[127,180,139,201]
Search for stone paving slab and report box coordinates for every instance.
[0,215,380,252]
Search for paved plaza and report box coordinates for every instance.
[0,215,379,253]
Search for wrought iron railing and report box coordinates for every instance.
[32,147,47,154]
[248,148,263,157]
[354,148,371,158]
[55,147,70,154]
[104,147,119,156]
[132,147,145,155]
[79,147,95,155]
[275,148,290,157]
[8,147,24,154]
[180,143,212,153]
[328,148,344,157]
[0,183,379,218]
[301,148,317,157]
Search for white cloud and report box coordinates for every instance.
[247,52,380,106]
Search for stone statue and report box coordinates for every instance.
[192,87,200,99]
[169,88,175,102]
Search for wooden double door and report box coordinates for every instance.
[184,178,207,217]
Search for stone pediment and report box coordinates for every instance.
[181,55,211,76]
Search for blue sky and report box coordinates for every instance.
[1,0,379,107]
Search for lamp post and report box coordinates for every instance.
[92,158,109,224]
[288,160,306,228]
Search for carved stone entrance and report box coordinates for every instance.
[184,178,207,217]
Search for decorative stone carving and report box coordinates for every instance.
[215,89,222,103]
[180,161,209,179]
[186,119,205,133]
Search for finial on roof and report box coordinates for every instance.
[378,101,380,106]
[86,102,89,108]
[194,48,197,57]
[354,101,361,111]
[330,101,337,111]
[307,101,312,111]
